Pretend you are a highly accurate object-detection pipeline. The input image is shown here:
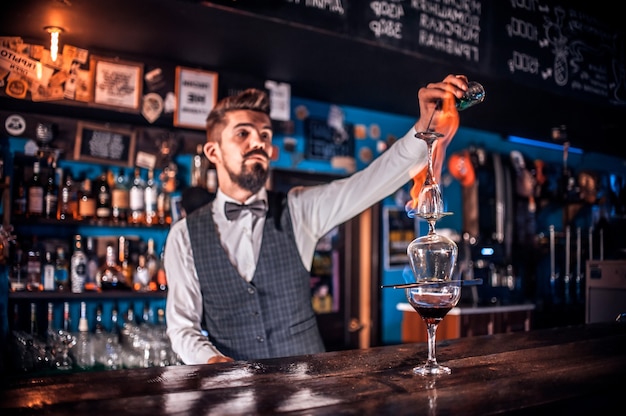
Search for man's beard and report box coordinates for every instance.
[229,160,269,194]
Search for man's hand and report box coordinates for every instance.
[207,355,235,364]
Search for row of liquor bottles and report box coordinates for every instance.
[8,300,181,374]
[13,159,178,226]
[9,234,167,293]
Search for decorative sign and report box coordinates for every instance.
[491,1,626,105]
[91,56,144,112]
[74,122,136,166]
[174,66,218,130]
[305,118,354,161]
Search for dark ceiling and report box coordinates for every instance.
[2,0,626,159]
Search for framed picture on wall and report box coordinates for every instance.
[174,66,218,129]
[383,206,418,270]
[91,56,144,112]
[74,121,136,167]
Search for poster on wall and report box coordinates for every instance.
[91,56,143,112]
[174,66,218,130]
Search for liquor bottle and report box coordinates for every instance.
[54,246,70,292]
[133,254,150,291]
[41,250,56,291]
[70,235,88,293]
[144,168,158,225]
[129,168,145,224]
[141,302,154,326]
[156,244,168,291]
[46,302,57,342]
[27,160,44,217]
[118,236,133,284]
[145,238,160,291]
[43,167,58,219]
[75,301,95,369]
[25,239,42,292]
[57,170,77,221]
[95,170,112,221]
[191,143,207,188]
[13,177,27,217]
[10,248,26,292]
[206,160,218,193]
[94,303,105,335]
[78,177,96,221]
[110,303,120,338]
[111,167,129,224]
[156,308,166,326]
[62,301,71,332]
[97,242,131,290]
[85,237,99,289]
[29,302,38,337]
[156,187,171,225]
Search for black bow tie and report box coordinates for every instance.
[224,200,267,220]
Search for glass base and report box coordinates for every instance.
[412,362,452,376]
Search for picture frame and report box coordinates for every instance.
[91,56,143,112]
[382,206,418,270]
[74,121,136,167]
[174,66,218,130]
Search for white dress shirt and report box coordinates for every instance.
[164,127,428,364]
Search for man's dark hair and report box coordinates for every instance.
[205,88,270,142]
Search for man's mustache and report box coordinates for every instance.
[243,149,269,160]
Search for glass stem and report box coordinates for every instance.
[426,322,439,366]
[425,138,435,186]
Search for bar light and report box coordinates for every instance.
[44,26,63,62]
[507,135,583,154]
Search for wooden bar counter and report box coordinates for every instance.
[2,322,625,415]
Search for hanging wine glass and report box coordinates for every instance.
[412,130,452,222]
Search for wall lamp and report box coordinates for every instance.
[44,26,64,62]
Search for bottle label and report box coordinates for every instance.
[71,257,87,293]
[112,189,130,209]
[44,194,58,217]
[130,188,145,210]
[28,188,44,213]
[79,198,96,218]
[43,264,56,291]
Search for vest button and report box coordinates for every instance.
[248,287,255,294]
[256,336,264,343]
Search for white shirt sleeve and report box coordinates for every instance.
[289,126,428,268]
[164,218,223,364]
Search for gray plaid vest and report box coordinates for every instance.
[186,191,325,361]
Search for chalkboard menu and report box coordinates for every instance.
[491,1,625,106]
[223,0,624,107]
[74,122,136,166]
[353,0,488,72]
[305,118,354,161]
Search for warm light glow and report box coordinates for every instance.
[45,26,63,62]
